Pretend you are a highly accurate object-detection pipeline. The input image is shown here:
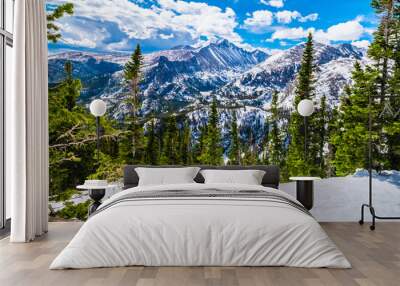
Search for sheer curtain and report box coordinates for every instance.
[8,0,49,242]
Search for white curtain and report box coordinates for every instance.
[8,0,49,242]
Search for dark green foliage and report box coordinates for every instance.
[56,200,91,221]
[160,116,180,164]
[198,98,223,165]
[47,3,74,43]
[266,91,283,166]
[120,44,146,163]
[330,0,400,174]
[49,61,120,196]
[180,120,192,165]
[311,94,329,177]
[295,33,315,105]
[228,111,240,165]
[49,63,95,196]
[287,33,317,176]
[331,63,379,175]
[368,0,400,169]
[63,61,79,111]
[50,188,78,202]
[145,119,159,165]
[193,124,208,164]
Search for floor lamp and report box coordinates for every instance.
[290,99,316,211]
[297,99,315,163]
[90,99,107,162]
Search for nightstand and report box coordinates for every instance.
[289,177,321,210]
[77,184,117,215]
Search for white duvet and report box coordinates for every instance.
[50,183,351,269]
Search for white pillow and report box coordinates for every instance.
[135,167,200,186]
[200,169,265,185]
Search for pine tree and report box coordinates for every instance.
[312,94,329,177]
[228,110,240,165]
[262,117,270,164]
[145,118,159,165]
[49,62,119,196]
[355,0,400,171]
[287,33,317,176]
[120,44,145,163]
[384,1,400,170]
[267,90,283,166]
[180,120,192,165]
[369,0,396,100]
[47,3,74,43]
[194,124,208,164]
[331,63,379,175]
[63,61,79,111]
[199,98,223,165]
[160,116,179,164]
[242,128,257,165]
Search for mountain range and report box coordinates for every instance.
[48,39,368,143]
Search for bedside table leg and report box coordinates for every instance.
[88,189,106,216]
[88,201,102,216]
[296,181,314,210]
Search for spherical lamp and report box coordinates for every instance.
[90,99,107,117]
[90,99,107,162]
[297,99,314,117]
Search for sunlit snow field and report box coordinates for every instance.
[280,170,400,221]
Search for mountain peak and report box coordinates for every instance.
[214,38,231,47]
[170,44,195,51]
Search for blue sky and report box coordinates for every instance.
[47,0,377,54]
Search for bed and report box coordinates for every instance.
[50,165,350,269]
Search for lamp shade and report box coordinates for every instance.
[297,99,314,117]
[90,99,107,117]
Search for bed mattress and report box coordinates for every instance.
[50,183,350,269]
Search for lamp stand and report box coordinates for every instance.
[304,116,307,164]
[96,116,100,162]
[303,116,309,175]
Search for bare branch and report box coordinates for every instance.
[50,131,130,149]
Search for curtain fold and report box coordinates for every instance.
[9,0,49,242]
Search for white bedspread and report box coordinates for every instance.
[50,183,351,269]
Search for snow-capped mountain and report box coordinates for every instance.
[49,40,269,118]
[48,39,369,147]
[48,40,368,144]
[215,42,367,109]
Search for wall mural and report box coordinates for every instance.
[46,0,400,221]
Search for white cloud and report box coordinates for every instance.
[275,10,318,24]
[271,27,315,40]
[243,10,274,33]
[159,33,175,40]
[351,40,370,49]
[364,27,376,35]
[57,19,110,49]
[299,13,318,22]
[314,18,365,43]
[47,0,243,50]
[269,17,367,44]
[275,10,301,24]
[260,0,284,8]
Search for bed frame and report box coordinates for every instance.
[123,165,280,190]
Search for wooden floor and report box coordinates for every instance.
[0,222,399,286]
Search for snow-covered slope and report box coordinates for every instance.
[48,40,369,143]
[49,40,269,117]
[217,42,367,109]
[281,169,400,222]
